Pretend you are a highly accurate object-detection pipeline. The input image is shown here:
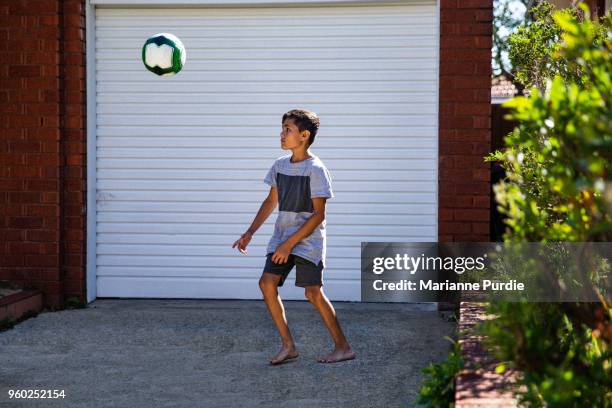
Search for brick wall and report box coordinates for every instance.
[438,0,492,242]
[0,0,86,308]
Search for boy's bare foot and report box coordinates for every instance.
[316,346,356,363]
[269,345,299,365]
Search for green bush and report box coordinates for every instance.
[491,5,610,242]
[481,301,611,406]
[416,337,464,408]
[481,3,611,406]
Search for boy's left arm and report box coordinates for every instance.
[270,198,326,264]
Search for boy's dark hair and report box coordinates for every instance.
[282,109,320,146]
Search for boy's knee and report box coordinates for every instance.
[304,286,322,303]
[259,275,278,294]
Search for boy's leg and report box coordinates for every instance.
[259,271,299,364]
[305,284,356,363]
[294,256,356,363]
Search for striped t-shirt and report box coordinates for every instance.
[263,153,334,268]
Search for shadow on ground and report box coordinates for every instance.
[0,299,454,408]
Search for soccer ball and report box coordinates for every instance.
[141,33,186,76]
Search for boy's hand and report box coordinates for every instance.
[232,231,253,255]
[271,241,293,264]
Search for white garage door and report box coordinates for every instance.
[93,2,438,301]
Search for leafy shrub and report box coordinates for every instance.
[482,3,611,406]
[416,337,464,408]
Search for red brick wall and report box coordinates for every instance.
[0,0,86,308]
[438,0,492,242]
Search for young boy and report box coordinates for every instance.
[232,109,355,365]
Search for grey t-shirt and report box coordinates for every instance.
[263,153,334,268]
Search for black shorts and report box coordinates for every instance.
[263,252,324,287]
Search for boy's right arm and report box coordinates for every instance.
[232,187,278,253]
[246,186,278,235]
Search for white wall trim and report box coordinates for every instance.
[86,1,98,303]
[431,0,440,311]
[91,0,431,6]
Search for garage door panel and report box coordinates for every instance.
[96,220,435,235]
[96,232,435,247]
[97,80,436,94]
[96,19,436,30]
[96,4,436,17]
[97,212,436,226]
[99,60,437,73]
[97,24,436,39]
[96,8,436,25]
[97,276,360,300]
[97,101,437,115]
[96,147,436,160]
[96,164,438,178]
[97,244,382,259]
[98,46,437,59]
[97,158,437,170]
[96,191,437,204]
[95,2,438,301]
[97,265,361,281]
[97,179,436,193]
[98,35,437,51]
[97,91,437,105]
[97,201,436,215]
[96,125,437,137]
[97,137,438,150]
[96,114,436,127]
[98,254,370,269]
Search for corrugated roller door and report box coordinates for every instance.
[94,2,438,301]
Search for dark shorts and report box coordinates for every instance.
[263,252,324,287]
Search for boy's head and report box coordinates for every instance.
[281,109,320,149]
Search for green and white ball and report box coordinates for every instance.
[141,33,186,76]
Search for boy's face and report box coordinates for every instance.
[280,118,310,150]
